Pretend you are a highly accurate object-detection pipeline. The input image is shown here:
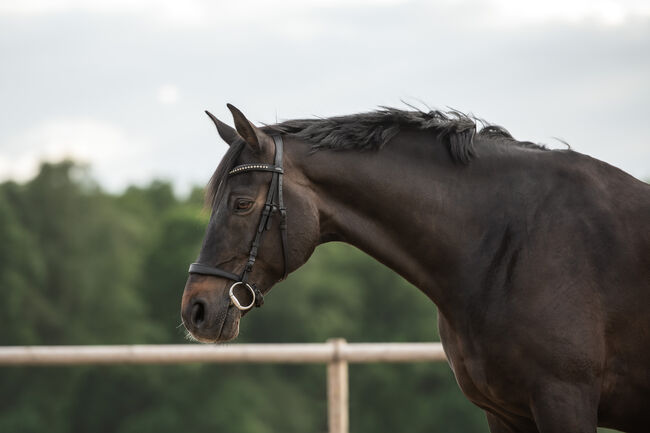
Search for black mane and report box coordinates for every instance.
[264,107,546,163]
[207,107,547,208]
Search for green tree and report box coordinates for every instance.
[0,161,493,433]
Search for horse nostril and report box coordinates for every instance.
[191,300,206,327]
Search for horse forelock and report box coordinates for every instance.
[205,140,246,211]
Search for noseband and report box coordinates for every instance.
[188,135,288,311]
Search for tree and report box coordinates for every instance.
[0,161,491,433]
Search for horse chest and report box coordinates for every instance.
[438,314,531,415]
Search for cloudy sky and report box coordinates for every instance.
[1,0,648,193]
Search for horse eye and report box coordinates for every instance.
[235,200,253,211]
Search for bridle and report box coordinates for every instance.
[187,135,288,311]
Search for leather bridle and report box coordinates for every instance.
[188,135,288,311]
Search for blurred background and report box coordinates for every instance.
[0,0,648,432]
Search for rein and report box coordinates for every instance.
[188,135,288,311]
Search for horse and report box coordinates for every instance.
[181,103,650,433]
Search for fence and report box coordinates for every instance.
[0,340,447,433]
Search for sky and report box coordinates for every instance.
[1,0,649,193]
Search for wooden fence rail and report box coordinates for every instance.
[0,340,446,433]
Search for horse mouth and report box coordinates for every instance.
[216,306,241,341]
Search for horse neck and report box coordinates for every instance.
[294,130,523,316]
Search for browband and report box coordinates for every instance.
[229,164,283,175]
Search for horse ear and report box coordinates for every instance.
[227,103,269,154]
[205,110,240,146]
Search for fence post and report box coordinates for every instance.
[327,338,348,433]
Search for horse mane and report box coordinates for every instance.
[206,107,548,208]
[263,107,546,164]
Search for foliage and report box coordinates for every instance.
[0,161,490,432]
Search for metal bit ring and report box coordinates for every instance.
[229,281,256,311]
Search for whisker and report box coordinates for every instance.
[184,330,199,342]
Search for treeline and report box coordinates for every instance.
[0,161,487,432]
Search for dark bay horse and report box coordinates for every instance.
[181,104,650,433]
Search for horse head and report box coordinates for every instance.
[181,104,320,342]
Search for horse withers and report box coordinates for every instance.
[181,104,650,433]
